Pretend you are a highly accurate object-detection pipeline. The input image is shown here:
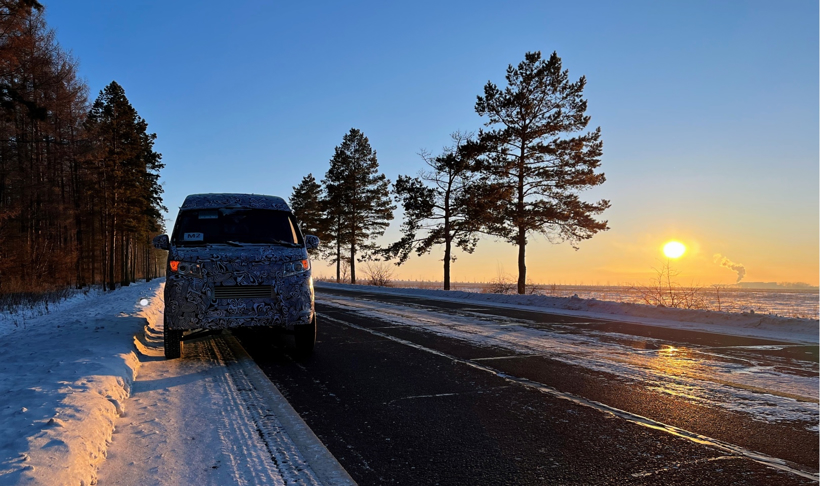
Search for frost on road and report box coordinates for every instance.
[317,293,819,429]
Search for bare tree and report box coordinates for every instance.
[362,261,394,287]
[386,131,505,290]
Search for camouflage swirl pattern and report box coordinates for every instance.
[165,245,314,331]
[179,193,292,211]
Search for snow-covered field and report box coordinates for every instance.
[316,282,819,344]
[385,281,820,319]
[316,283,819,429]
[0,280,352,486]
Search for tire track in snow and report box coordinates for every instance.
[203,336,323,485]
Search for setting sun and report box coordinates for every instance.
[663,241,686,259]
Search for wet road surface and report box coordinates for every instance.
[236,287,819,485]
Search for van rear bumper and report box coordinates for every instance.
[163,275,314,331]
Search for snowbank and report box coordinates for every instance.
[0,280,162,486]
[316,282,819,344]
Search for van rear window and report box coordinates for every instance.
[172,208,302,246]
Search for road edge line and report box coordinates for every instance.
[222,332,357,486]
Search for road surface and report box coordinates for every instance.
[237,286,819,485]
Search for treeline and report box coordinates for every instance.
[0,1,166,296]
[291,51,610,294]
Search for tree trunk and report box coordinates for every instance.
[108,218,115,291]
[350,242,356,284]
[517,147,526,295]
[517,228,526,294]
[335,216,341,283]
[443,182,452,291]
[443,238,451,291]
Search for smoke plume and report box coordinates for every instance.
[713,254,746,283]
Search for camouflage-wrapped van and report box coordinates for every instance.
[153,193,320,359]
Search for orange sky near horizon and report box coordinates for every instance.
[317,230,820,287]
[315,190,820,288]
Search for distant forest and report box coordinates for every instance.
[0,1,166,296]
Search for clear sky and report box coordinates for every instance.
[45,1,819,286]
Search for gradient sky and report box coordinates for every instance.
[45,1,819,286]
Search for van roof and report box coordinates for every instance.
[180,193,291,212]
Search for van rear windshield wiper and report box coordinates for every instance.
[264,240,301,248]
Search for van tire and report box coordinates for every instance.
[164,314,182,359]
[294,315,316,356]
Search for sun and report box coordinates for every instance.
[663,241,686,259]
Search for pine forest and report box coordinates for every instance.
[0,1,166,299]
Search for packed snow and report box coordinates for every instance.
[316,282,819,344]
[0,280,352,486]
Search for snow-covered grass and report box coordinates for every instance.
[316,282,819,344]
[0,280,159,486]
[0,286,109,335]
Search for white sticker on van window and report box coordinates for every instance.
[184,232,204,241]
[198,210,218,219]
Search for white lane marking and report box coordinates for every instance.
[388,393,459,403]
[470,355,541,361]
[318,311,820,482]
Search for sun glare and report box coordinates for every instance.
[663,241,686,259]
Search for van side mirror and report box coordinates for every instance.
[305,235,320,250]
[153,234,170,250]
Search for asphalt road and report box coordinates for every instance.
[235,287,819,485]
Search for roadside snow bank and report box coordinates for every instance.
[316,282,819,344]
[0,280,163,486]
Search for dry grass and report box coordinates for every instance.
[362,261,394,287]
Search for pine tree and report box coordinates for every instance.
[289,173,327,248]
[84,81,164,290]
[322,128,394,284]
[385,132,504,290]
[475,51,609,294]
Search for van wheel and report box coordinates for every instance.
[164,314,182,359]
[294,315,316,356]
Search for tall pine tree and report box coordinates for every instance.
[84,81,164,290]
[476,51,609,294]
[322,128,394,284]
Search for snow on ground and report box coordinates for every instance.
[0,287,108,338]
[316,285,819,429]
[316,282,819,344]
[0,280,353,486]
[0,281,157,486]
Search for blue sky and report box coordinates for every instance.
[45,1,819,284]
